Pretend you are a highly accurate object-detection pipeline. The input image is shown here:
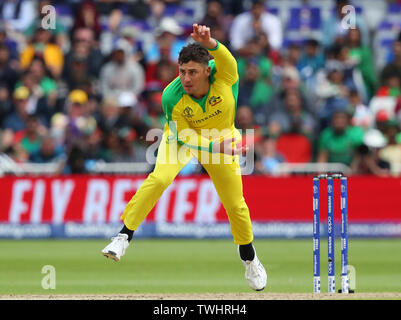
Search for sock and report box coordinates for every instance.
[239,242,255,261]
[119,224,134,242]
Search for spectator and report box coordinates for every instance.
[254,134,285,175]
[321,0,369,49]
[0,25,19,62]
[99,7,124,56]
[71,0,102,41]
[2,86,47,134]
[96,96,122,133]
[237,37,273,81]
[29,134,65,163]
[63,27,104,90]
[317,109,364,166]
[14,114,43,161]
[146,58,178,88]
[2,87,48,154]
[345,28,377,100]
[16,57,57,108]
[351,128,390,176]
[0,0,35,33]
[235,105,262,143]
[16,69,53,125]
[378,119,401,175]
[349,89,373,129]
[0,43,19,94]
[297,39,325,91]
[142,86,166,130]
[268,66,315,123]
[199,0,230,48]
[144,17,186,64]
[19,24,64,79]
[314,60,353,127]
[117,26,145,66]
[62,143,88,174]
[238,57,274,116]
[381,37,401,88]
[50,89,97,148]
[0,82,12,126]
[267,89,317,139]
[229,0,283,52]
[24,0,68,51]
[99,43,145,99]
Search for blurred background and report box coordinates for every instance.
[0,0,401,240]
[0,0,401,177]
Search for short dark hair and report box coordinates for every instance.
[178,43,210,66]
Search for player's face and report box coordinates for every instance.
[179,61,210,97]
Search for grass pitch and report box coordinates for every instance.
[0,238,400,295]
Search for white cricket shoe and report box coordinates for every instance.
[241,254,267,291]
[101,233,129,262]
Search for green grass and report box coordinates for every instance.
[0,238,400,294]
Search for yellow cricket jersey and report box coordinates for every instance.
[161,40,239,153]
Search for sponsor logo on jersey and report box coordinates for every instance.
[183,107,194,118]
[208,96,222,106]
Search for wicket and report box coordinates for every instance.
[313,173,349,294]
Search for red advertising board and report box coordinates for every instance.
[0,175,400,224]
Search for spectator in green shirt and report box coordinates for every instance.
[317,109,364,165]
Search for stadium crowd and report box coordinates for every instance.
[0,0,401,176]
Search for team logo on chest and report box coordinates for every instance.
[183,106,194,118]
[208,96,222,106]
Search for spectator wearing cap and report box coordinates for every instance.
[50,89,97,148]
[0,0,35,33]
[19,24,64,79]
[99,42,145,99]
[144,17,187,64]
[317,109,364,166]
[2,86,47,152]
[351,128,390,176]
[117,90,149,141]
[229,0,283,53]
[321,0,369,49]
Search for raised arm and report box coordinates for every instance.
[191,24,238,85]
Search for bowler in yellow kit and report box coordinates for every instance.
[102,24,267,291]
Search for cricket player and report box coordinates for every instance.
[102,24,267,291]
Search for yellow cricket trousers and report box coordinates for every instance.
[120,127,254,245]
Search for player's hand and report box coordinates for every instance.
[212,137,249,156]
[190,24,217,49]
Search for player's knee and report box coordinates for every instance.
[148,172,174,191]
